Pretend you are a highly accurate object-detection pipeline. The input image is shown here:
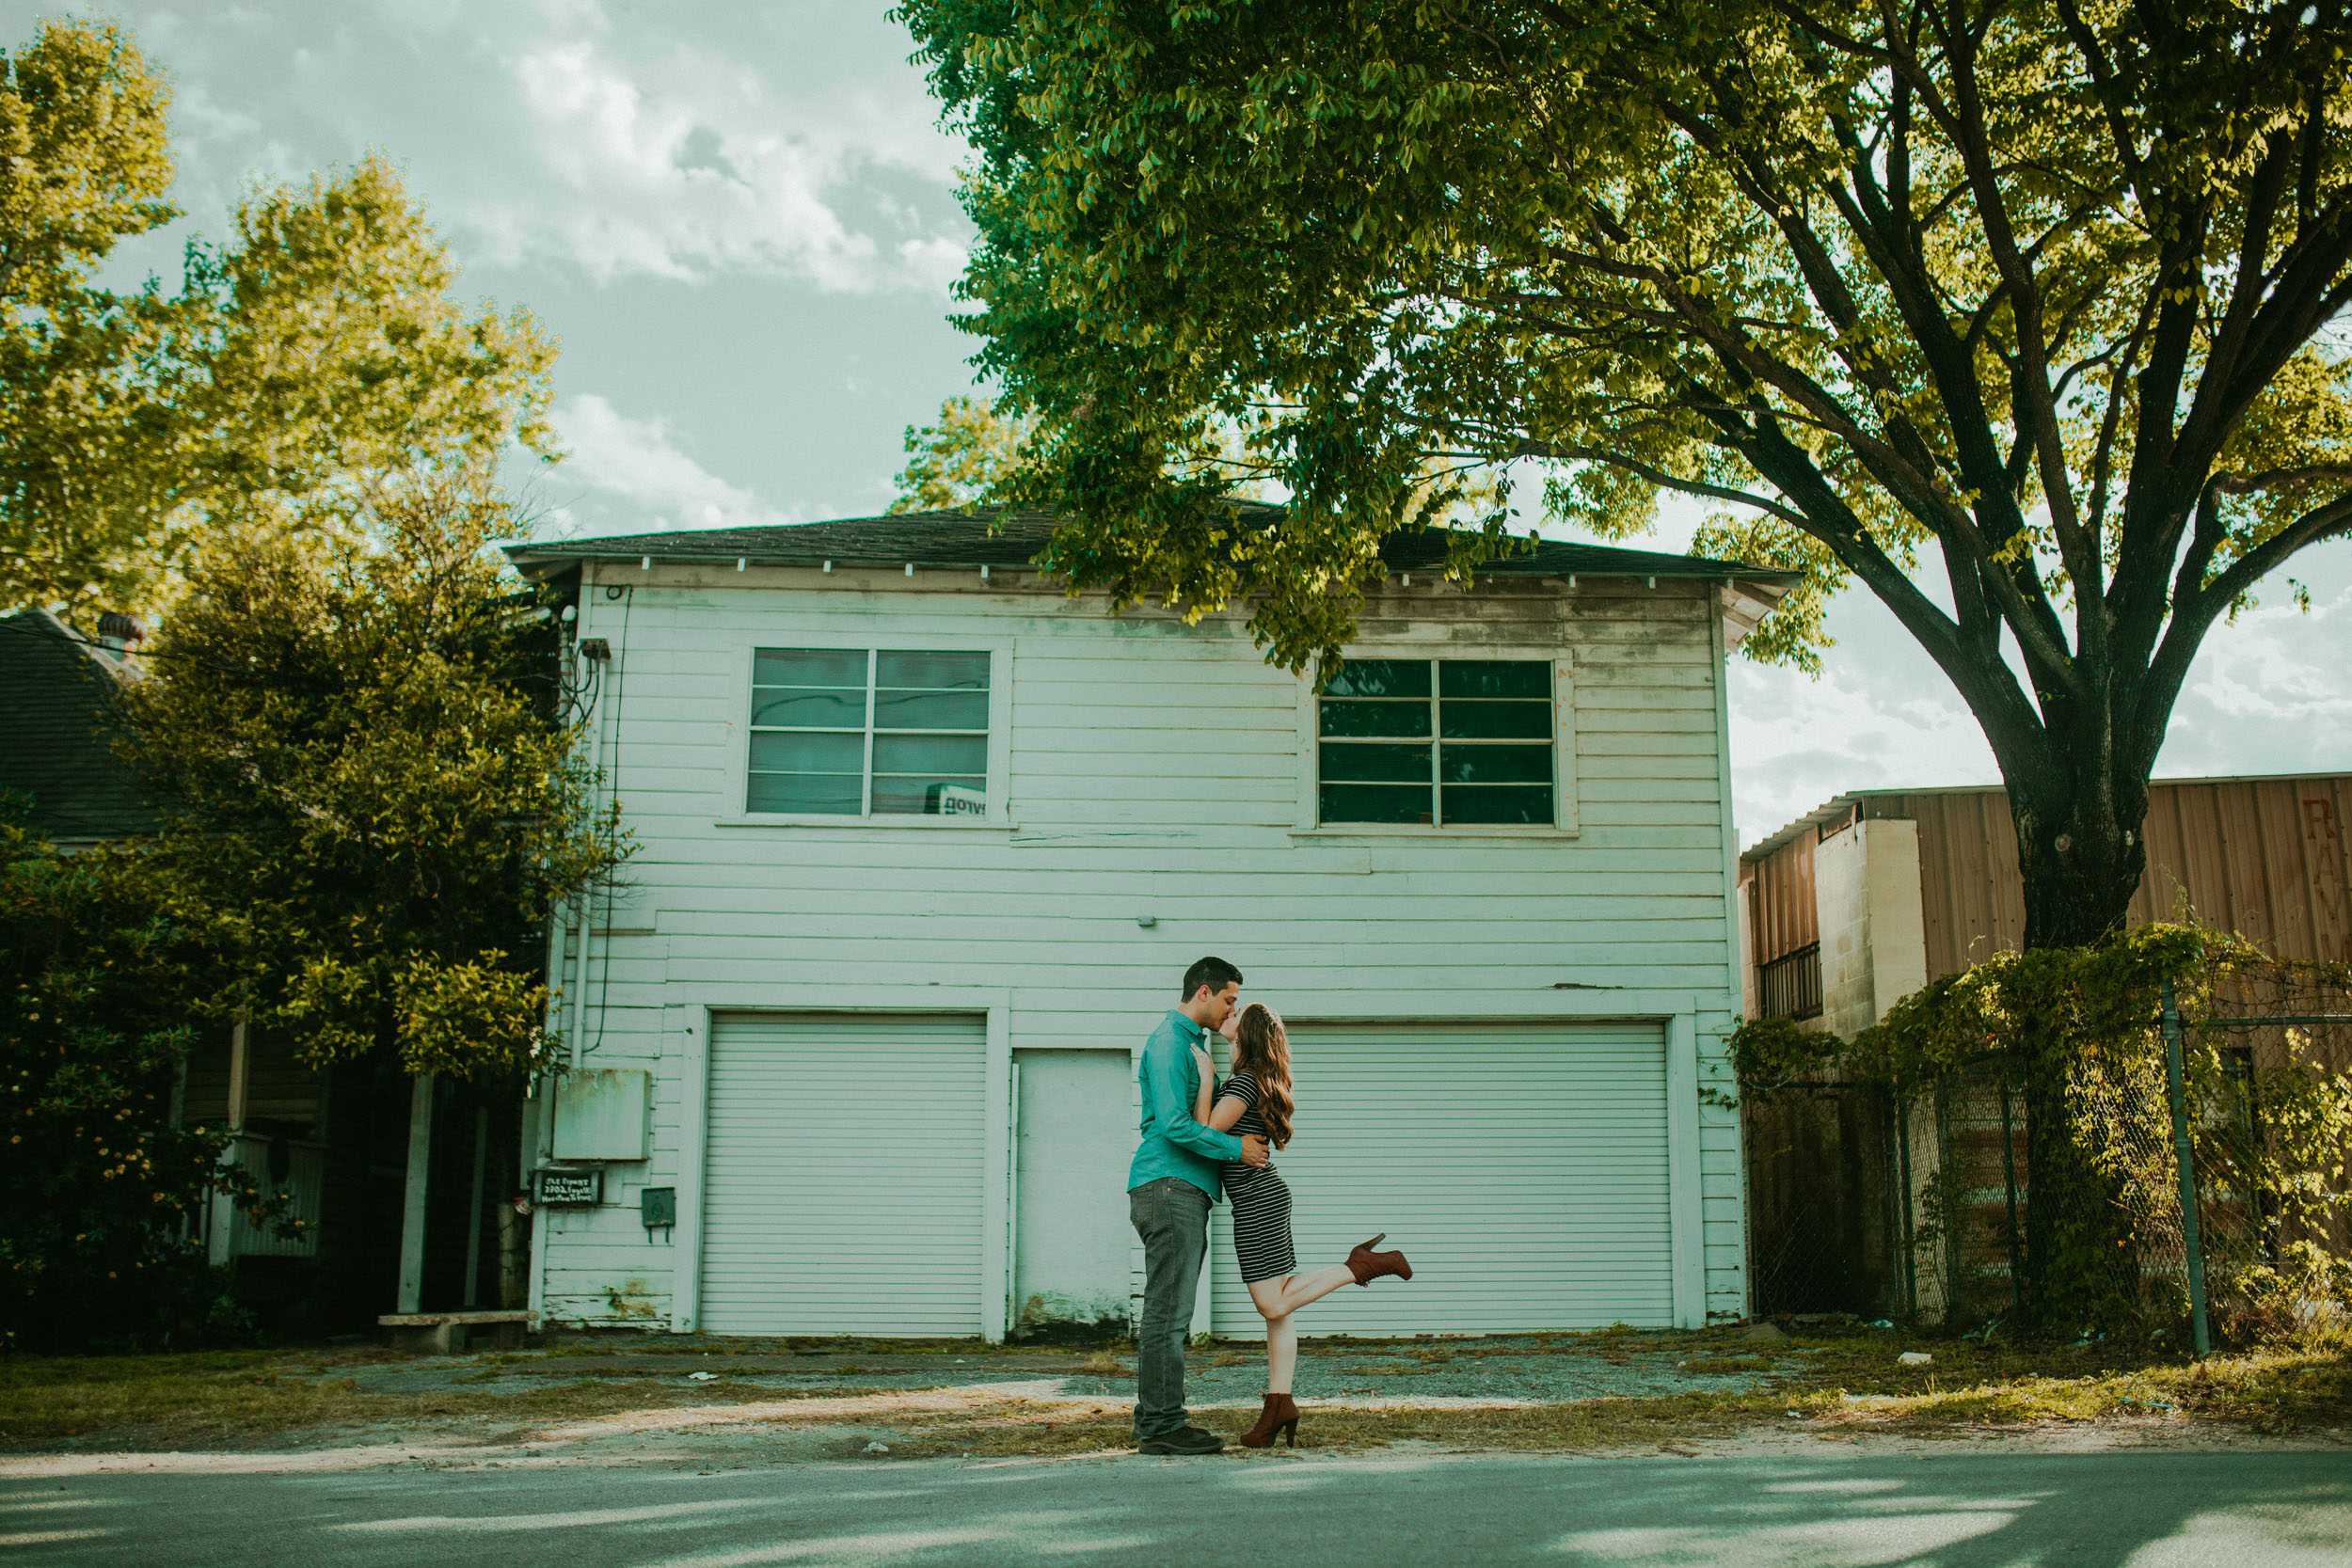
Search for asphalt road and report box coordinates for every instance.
[3,1447,2346,1567]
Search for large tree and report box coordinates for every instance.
[900,0,2352,948]
[0,20,557,622]
[119,481,622,1083]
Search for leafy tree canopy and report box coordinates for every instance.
[0,20,557,622]
[119,481,624,1081]
[887,393,1034,512]
[900,0,2352,943]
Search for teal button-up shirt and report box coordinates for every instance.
[1126,1008,1245,1200]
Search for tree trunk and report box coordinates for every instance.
[2005,762,2152,1332]
[2009,770,2149,951]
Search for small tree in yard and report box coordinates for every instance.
[119,482,624,1087]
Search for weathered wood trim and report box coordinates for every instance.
[671,1005,708,1332]
[1666,1011,1704,1327]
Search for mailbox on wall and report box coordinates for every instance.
[552,1068,651,1161]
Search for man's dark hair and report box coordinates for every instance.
[1182,956,1244,1000]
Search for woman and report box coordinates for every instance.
[1189,1002,1413,1449]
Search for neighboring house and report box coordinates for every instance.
[0,607,155,844]
[2,609,512,1333]
[504,511,1797,1339]
[1740,774,2352,1035]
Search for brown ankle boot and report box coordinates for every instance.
[1239,1391,1301,1449]
[1346,1232,1413,1286]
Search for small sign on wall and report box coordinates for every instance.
[533,1166,603,1206]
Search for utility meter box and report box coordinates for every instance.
[552,1068,651,1161]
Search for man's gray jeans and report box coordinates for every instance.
[1128,1176,1211,1440]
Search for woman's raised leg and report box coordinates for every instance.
[1248,1263,1357,1323]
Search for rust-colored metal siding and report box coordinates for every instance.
[1742,827,1820,966]
[1846,773,2352,975]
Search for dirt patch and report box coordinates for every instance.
[4,1324,2345,1461]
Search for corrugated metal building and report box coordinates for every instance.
[1740,773,2352,1034]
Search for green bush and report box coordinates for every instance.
[0,805,238,1350]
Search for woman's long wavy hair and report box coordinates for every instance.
[1231,1003,1295,1149]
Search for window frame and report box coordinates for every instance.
[1295,649,1577,836]
[727,637,1013,830]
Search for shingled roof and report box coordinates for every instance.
[506,509,1800,584]
[0,610,156,843]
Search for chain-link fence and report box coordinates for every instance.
[1742,944,2352,1343]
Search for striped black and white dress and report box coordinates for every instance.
[1217,1071,1296,1284]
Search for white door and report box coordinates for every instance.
[1011,1049,1132,1336]
[702,1012,987,1336]
[1210,1020,1673,1336]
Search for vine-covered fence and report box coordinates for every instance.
[1737,928,2352,1344]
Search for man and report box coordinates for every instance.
[1128,956,1269,1455]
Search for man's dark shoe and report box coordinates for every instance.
[1137,1425,1225,1455]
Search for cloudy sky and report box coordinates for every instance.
[31,0,2352,843]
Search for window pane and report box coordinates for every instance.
[1439,700,1551,740]
[1320,741,1433,784]
[749,730,865,773]
[872,775,989,816]
[872,733,988,776]
[1319,783,1434,824]
[876,650,989,690]
[1320,698,1432,738]
[1439,660,1549,699]
[1439,743,1553,784]
[748,770,863,815]
[874,689,990,730]
[1323,658,1431,698]
[755,648,867,688]
[751,689,867,728]
[1441,784,1554,825]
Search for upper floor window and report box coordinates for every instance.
[1318,658,1556,826]
[749,649,991,816]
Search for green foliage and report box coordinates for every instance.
[0,804,235,1351]
[901,0,2352,936]
[1732,926,2352,1340]
[887,394,1034,513]
[0,19,558,623]
[118,480,627,1081]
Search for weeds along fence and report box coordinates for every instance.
[1737,927,2352,1345]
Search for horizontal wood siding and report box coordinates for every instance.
[536,568,1745,1329]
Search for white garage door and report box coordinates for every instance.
[1211,1020,1672,1336]
[702,1012,987,1336]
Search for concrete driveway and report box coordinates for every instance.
[4,1447,2347,1567]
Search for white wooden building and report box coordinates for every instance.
[506,513,1792,1340]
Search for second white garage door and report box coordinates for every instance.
[1210,1020,1673,1336]
[701,1012,987,1336]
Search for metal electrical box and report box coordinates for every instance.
[552,1068,651,1161]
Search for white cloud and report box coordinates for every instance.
[485,27,967,291]
[547,394,800,534]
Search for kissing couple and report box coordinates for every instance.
[1125,956,1414,1455]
